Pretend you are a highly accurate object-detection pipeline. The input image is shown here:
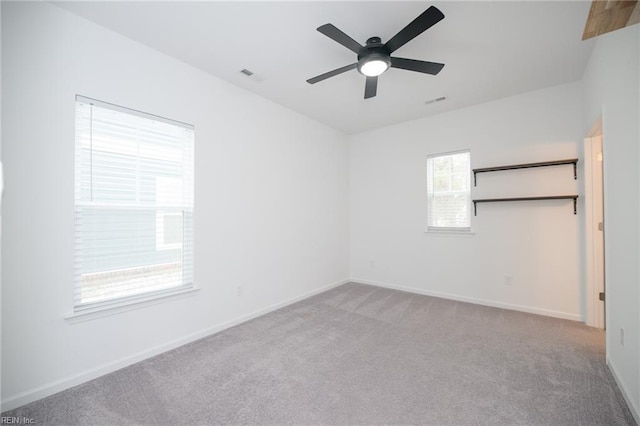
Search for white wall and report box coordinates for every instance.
[0,0,3,407]
[583,25,640,421]
[350,82,583,320]
[0,2,349,410]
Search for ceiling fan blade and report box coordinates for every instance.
[364,76,378,99]
[390,57,445,75]
[384,6,445,54]
[306,63,358,84]
[317,24,363,54]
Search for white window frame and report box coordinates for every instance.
[72,95,195,316]
[426,149,472,233]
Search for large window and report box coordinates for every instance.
[426,150,471,231]
[74,96,194,312]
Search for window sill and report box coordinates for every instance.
[65,287,199,324]
[424,230,475,237]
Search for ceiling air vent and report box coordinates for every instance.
[425,96,446,105]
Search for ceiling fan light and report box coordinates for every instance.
[360,59,389,77]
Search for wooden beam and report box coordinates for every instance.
[629,1,640,26]
[583,0,639,40]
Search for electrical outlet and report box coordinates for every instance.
[504,275,513,285]
[237,286,243,297]
[620,327,625,346]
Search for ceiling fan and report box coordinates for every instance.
[306,6,445,99]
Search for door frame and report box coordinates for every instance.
[583,118,605,329]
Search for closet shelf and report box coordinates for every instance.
[472,158,578,186]
[472,195,578,216]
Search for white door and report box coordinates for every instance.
[584,134,605,329]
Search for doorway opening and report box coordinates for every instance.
[584,118,605,329]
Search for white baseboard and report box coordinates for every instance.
[351,277,583,322]
[1,278,349,412]
[607,358,640,424]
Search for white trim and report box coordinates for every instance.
[607,358,640,424]
[424,230,475,237]
[426,148,470,159]
[65,287,200,323]
[583,137,597,327]
[75,95,194,130]
[1,278,350,412]
[351,278,582,322]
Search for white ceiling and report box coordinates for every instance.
[54,1,595,134]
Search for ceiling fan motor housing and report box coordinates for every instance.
[357,37,391,76]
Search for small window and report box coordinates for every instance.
[74,95,194,312]
[426,150,471,231]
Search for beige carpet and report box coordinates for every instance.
[3,282,636,425]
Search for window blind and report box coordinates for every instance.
[74,96,194,311]
[427,150,471,231]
